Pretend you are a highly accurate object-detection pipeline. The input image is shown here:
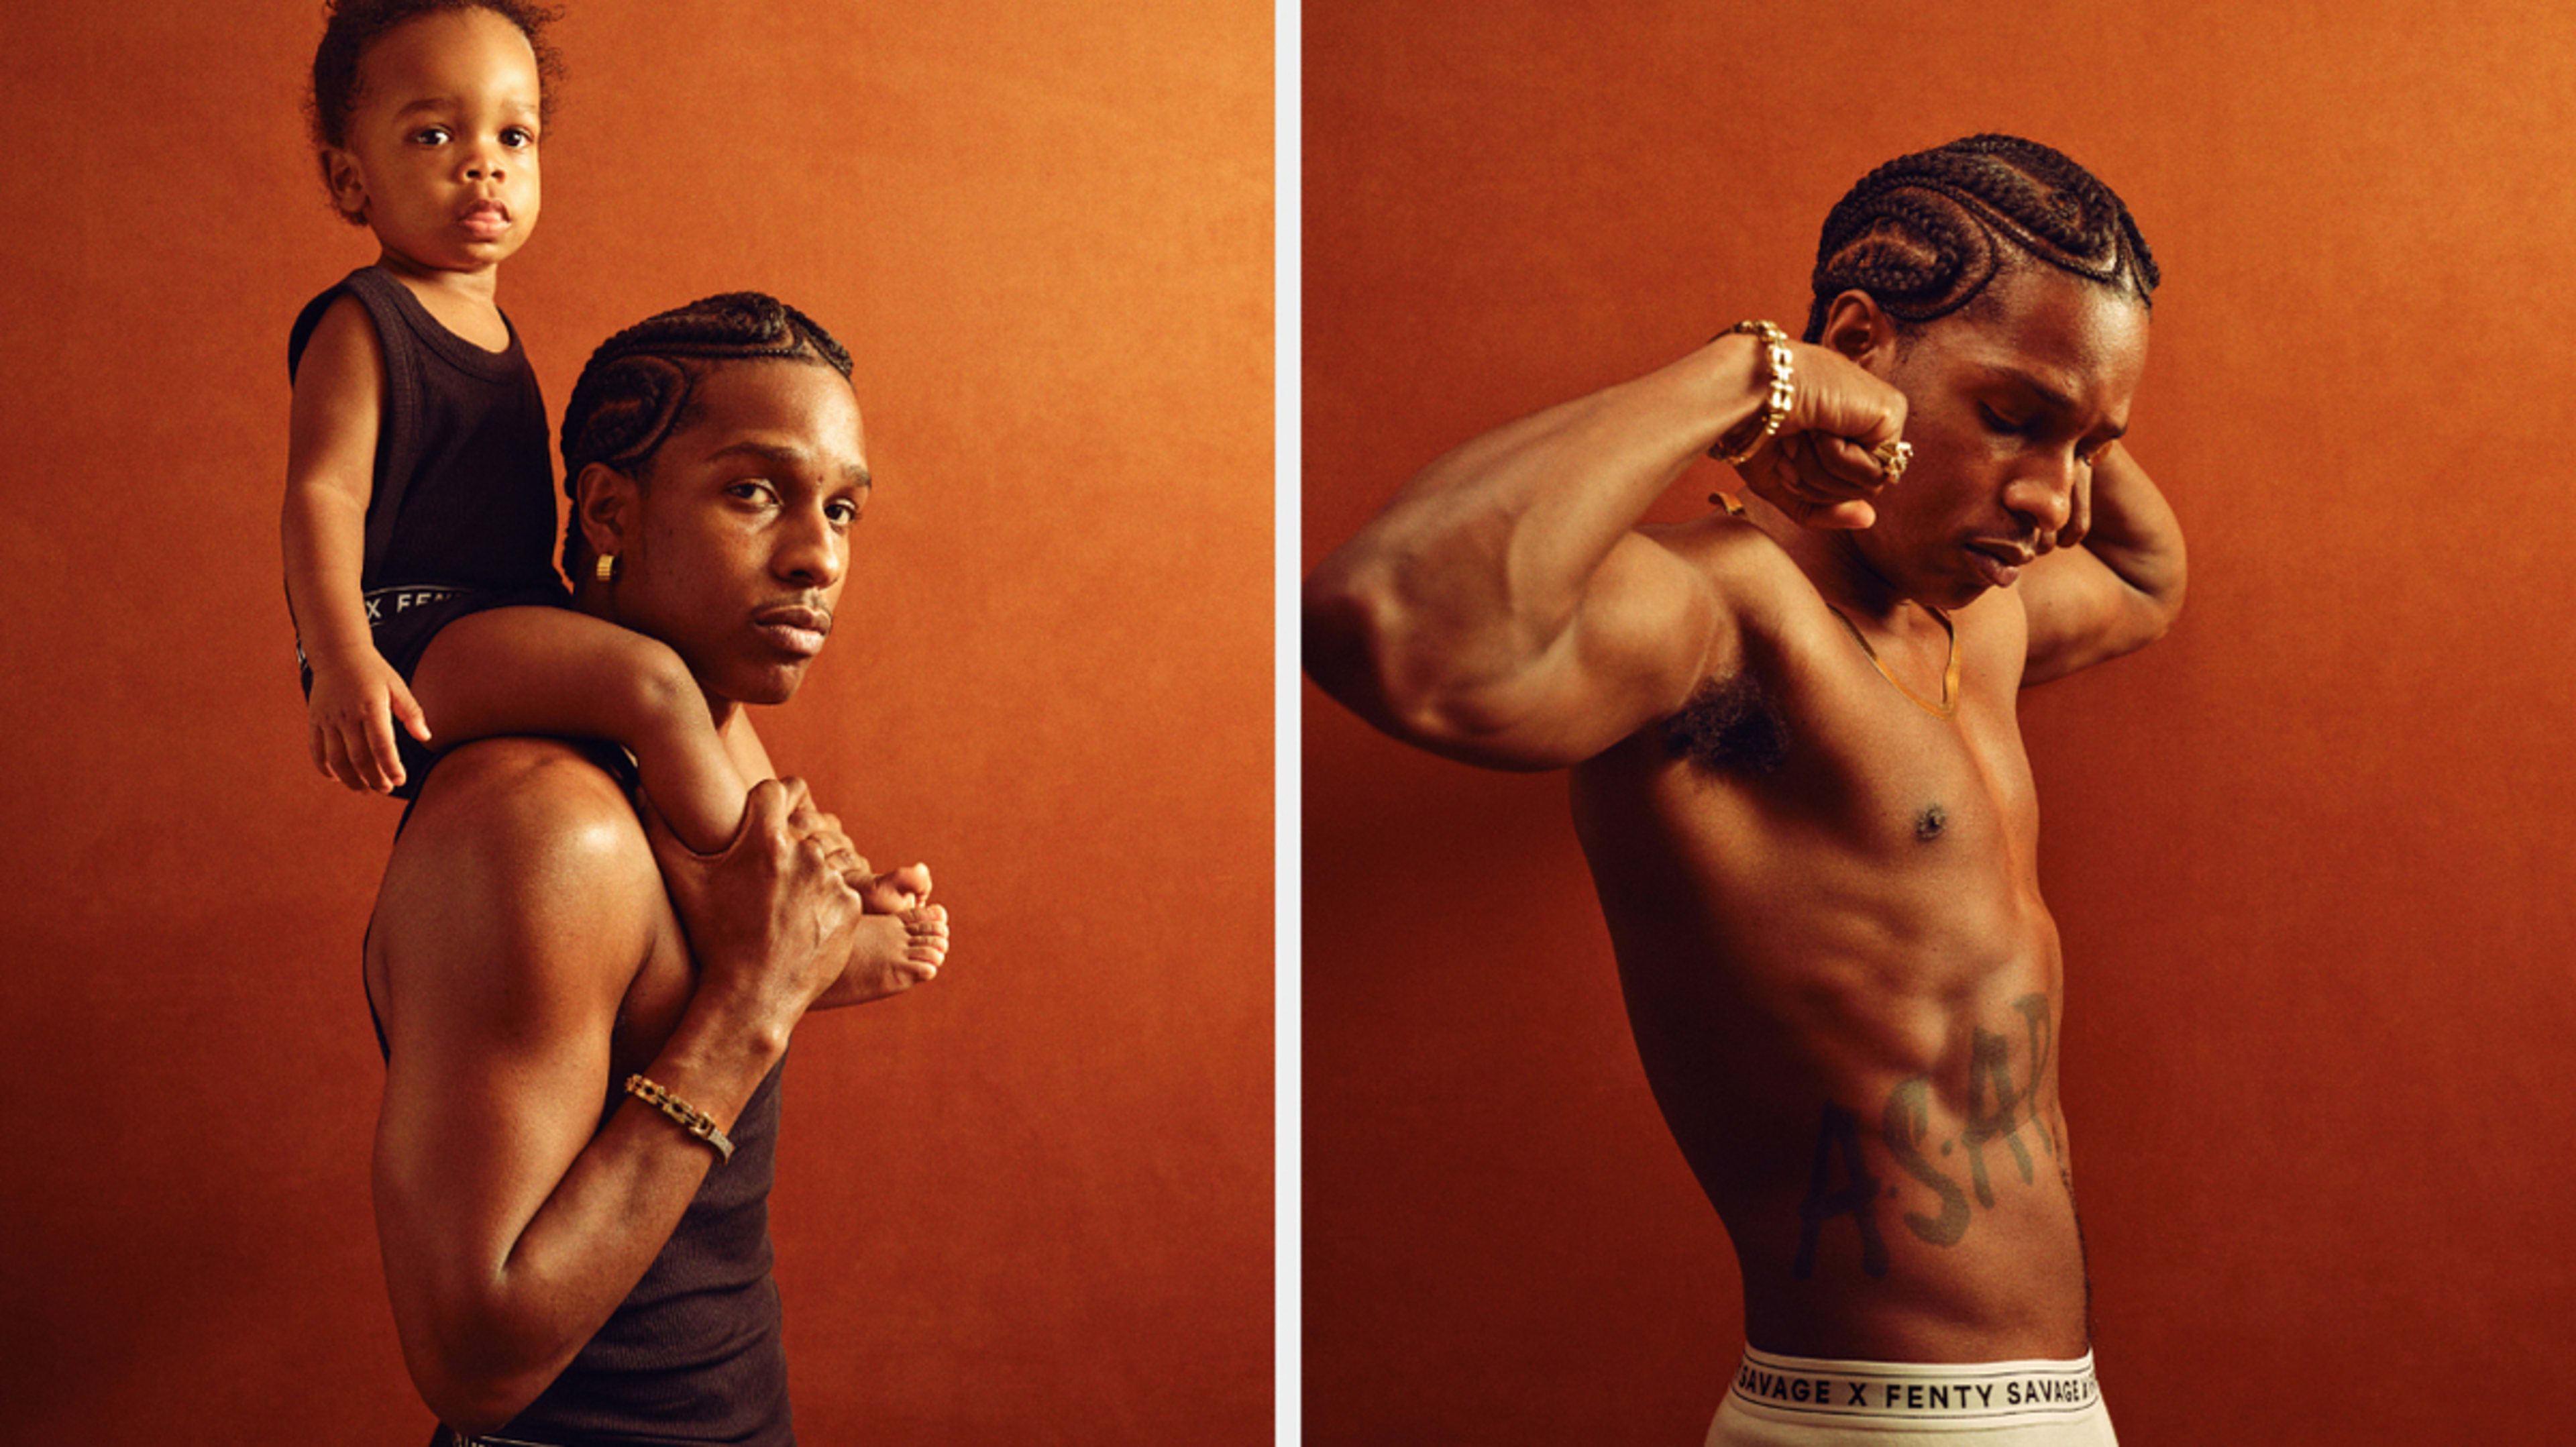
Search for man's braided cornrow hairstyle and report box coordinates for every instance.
[1801,135,2158,344]
[558,292,855,575]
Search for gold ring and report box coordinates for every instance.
[1872,439,1914,482]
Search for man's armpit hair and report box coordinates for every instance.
[1666,672,1790,775]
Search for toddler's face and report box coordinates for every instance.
[325,7,542,276]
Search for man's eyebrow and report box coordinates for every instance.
[707,439,872,486]
[1984,365,2127,438]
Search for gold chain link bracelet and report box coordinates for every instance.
[1710,319,1797,466]
[625,1073,734,1163]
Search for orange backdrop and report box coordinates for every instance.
[0,1,1271,1442]
[1305,1,2576,1442]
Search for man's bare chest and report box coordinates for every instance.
[1657,653,2040,863]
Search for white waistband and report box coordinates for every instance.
[1730,1347,2102,1424]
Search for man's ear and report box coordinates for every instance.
[1819,290,1892,369]
[319,148,370,225]
[574,462,640,568]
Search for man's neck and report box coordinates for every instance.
[1742,495,1923,627]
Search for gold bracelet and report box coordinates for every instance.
[1710,319,1796,466]
[625,1073,734,1163]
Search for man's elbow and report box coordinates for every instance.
[410,1355,554,1439]
[398,1297,576,1436]
[1304,572,1477,747]
[2140,558,2187,644]
[1303,559,1419,725]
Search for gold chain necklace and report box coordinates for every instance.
[1823,601,1961,720]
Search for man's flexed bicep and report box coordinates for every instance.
[1308,523,1737,770]
[1304,330,1904,771]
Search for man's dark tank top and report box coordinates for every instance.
[288,266,560,598]
[373,757,797,1446]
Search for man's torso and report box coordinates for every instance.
[1570,516,2086,1363]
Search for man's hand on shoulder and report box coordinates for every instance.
[646,780,953,1011]
[641,777,875,1037]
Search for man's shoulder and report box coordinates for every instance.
[409,737,645,845]
[382,739,665,938]
[1637,508,1841,665]
[370,739,676,1046]
[1646,506,1815,600]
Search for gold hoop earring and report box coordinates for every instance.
[595,553,620,584]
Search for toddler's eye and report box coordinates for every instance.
[501,127,536,148]
[411,126,451,146]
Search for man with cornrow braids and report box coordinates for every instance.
[368,292,940,1447]
[1308,136,2178,1445]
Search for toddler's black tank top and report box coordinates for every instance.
[288,266,559,595]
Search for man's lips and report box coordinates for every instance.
[1966,540,2034,589]
[753,603,833,656]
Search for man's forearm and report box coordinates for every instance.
[387,1000,792,1436]
[2019,443,2188,685]
[2076,443,2186,619]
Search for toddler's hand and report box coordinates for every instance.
[307,651,432,794]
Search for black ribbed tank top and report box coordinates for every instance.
[287,266,559,594]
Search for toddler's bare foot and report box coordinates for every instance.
[839,902,949,1004]
[847,861,932,914]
